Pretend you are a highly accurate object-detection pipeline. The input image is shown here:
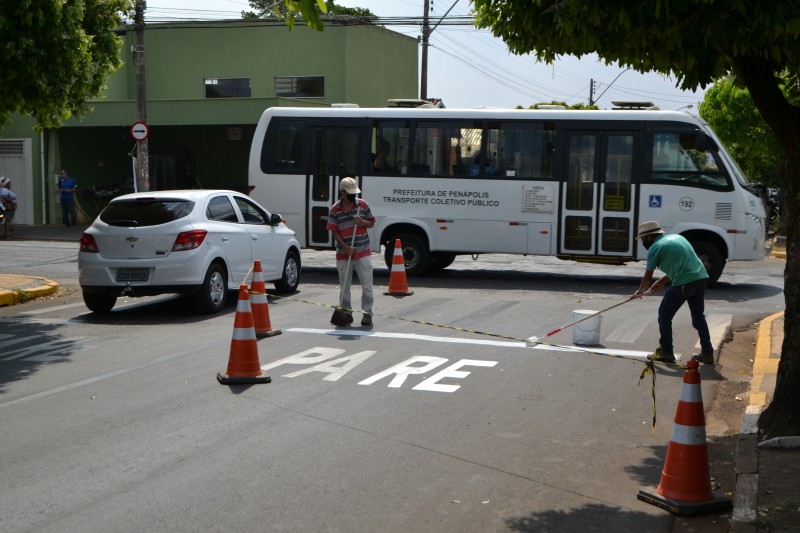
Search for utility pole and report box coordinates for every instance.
[420,0,430,99]
[134,0,149,192]
[589,79,595,106]
[420,0,459,101]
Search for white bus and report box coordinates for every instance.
[248,105,766,283]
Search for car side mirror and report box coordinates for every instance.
[270,213,283,226]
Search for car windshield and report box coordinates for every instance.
[100,199,195,227]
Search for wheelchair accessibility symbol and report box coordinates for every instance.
[649,195,662,208]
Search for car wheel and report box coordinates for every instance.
[196,263,228,313]
[274,250,301,293]
[83,292,117,313]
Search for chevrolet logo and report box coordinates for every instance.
[126,236,139,242]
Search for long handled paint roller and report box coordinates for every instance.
[526,291,651,346]
[330,203,360,326]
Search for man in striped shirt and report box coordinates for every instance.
[326,177,376,326]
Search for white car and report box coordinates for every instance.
[79,189,301,313]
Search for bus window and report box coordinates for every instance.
[651,132,732,190]
[311,130,333,201]
[340,130,359,176]
[411,121,481,177]
[263,119,304,173]
[372,121,410,174]
[490,122,556,179]
[603,135,633,211]
[567,134,596,210]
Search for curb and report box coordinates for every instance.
[731,311,784,529]
[0,276,60,307]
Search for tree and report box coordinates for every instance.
[242,0,375,28]
[472,0,800,439]
[699,76,788,187]
[0,0,133,131]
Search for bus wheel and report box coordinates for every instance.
[691,240,725,285]
[430,252,456,272]
[384,234,431,276]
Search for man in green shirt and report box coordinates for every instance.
[630,221,714,364]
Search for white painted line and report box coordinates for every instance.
[0,349,193,409]
[19,302,87,315]
[287,328,653,358]
[605,316,652,343]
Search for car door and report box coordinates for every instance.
[232,195,283,280]
[205,194,252,285]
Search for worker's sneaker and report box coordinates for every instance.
[649,347,676,364]
[691,351,715,365]
[361,314,372,326]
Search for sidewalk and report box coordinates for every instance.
[0,224,81,306]
[2,225,796,531]
[731,311,800,532]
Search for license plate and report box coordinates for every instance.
[116,268,149,282]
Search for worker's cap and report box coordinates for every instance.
[339,177,361,194]
[636,220,665,239]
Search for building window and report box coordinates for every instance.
[275,76,324,98]
[204,78,251,98]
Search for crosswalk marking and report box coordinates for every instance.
[287,328,654,358]
[697,313,733,350]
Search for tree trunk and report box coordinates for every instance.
[759,151,800,438]
[732,56,800,438]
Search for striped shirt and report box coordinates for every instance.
[326,198,375,260]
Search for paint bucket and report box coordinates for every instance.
[572,310,601,346]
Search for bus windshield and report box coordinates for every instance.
[703,125,751,188]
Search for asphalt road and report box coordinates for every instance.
[0,243,786,532]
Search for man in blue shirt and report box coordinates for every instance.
[58,169,78,228]
[630,221,714,364]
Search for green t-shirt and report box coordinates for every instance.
[646,234,709,286]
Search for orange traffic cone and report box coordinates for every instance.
[384,238,414,296]
[250,260,281,338]
[217,284,271,384]
[637,360,731,515]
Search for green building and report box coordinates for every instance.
[0,20,418,225]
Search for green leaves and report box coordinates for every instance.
[0,0,132,131]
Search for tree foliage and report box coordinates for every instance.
[699,77,785,186]
[242,0,375,28]
[472,0,800,438]
[0,0,132,131]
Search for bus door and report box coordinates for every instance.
[307,125,362,248]
[560,131,638,257]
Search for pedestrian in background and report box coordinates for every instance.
[58,169,78,228]
[0,176,18,239]
[326,177,376,326]
[630,220,715,364]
